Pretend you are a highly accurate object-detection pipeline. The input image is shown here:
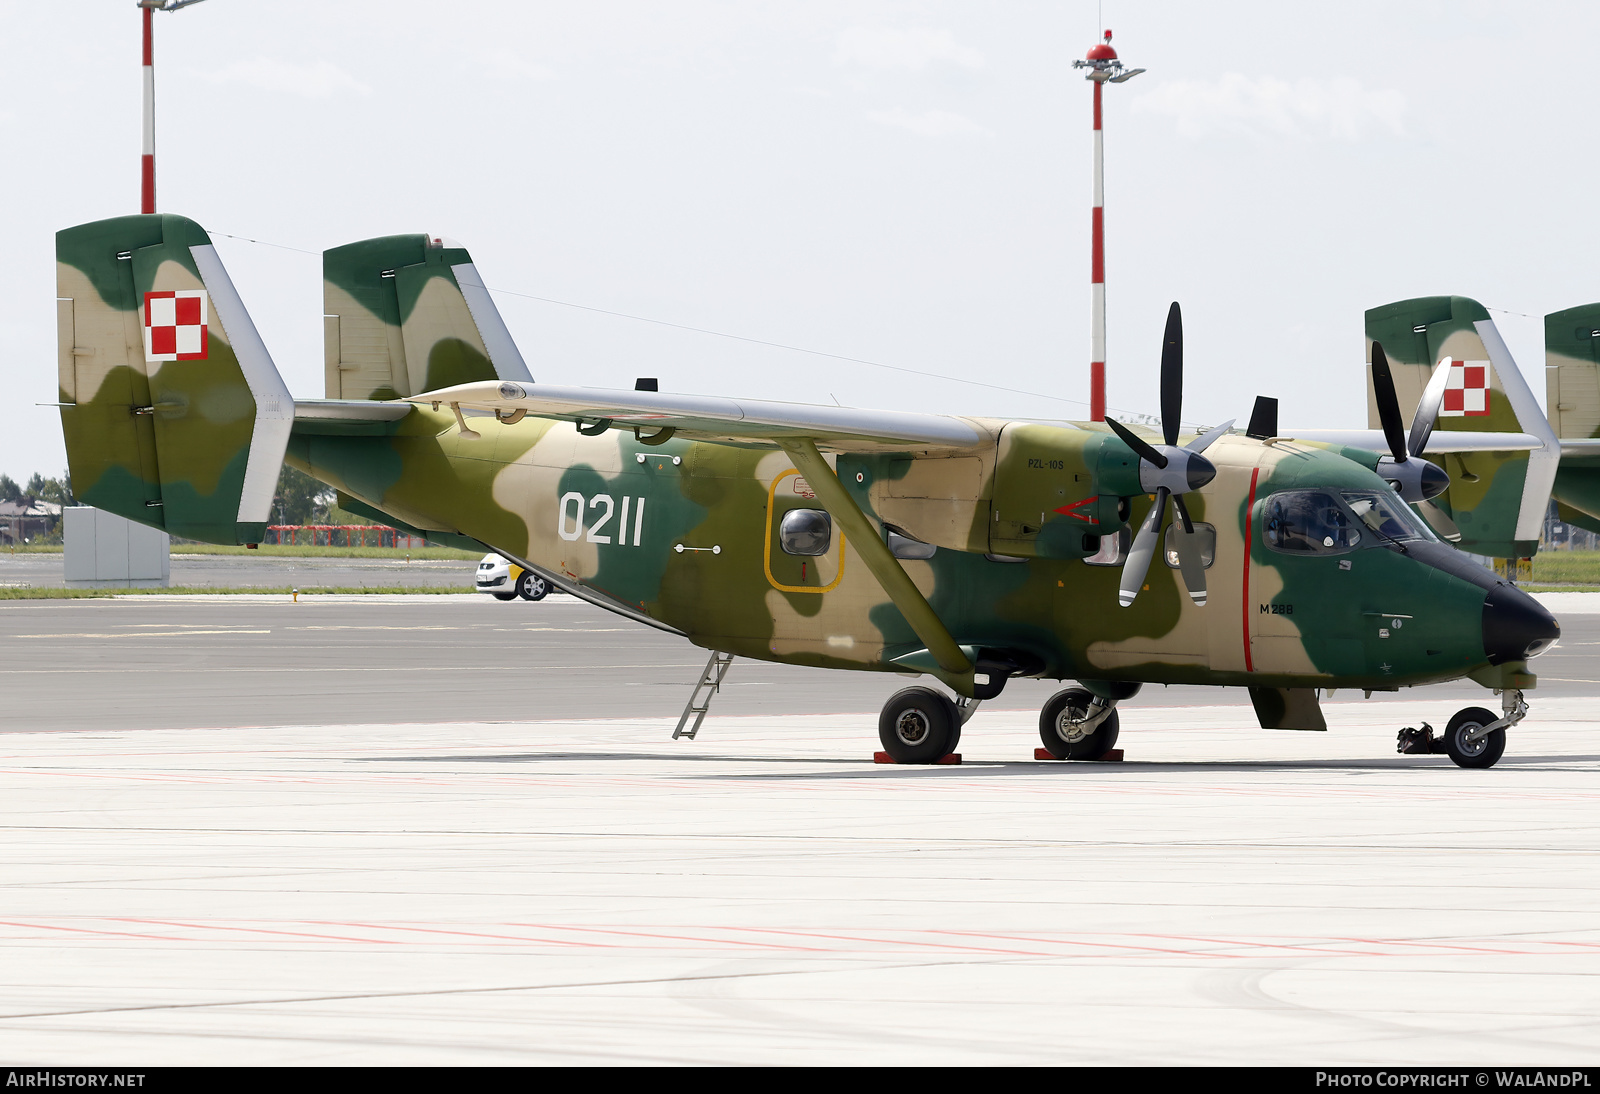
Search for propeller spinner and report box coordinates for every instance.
[1107,303,1234,608]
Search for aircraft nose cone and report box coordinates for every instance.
[1482,583,1560,664]
[1418,459,1450,501]
[1186,453,1216,491]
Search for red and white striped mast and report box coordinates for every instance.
[137,0,208,215]
[1072,30,1143,422]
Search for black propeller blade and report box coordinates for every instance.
[1370,342,1408,464]
[1370,340,1452,507]
[1113,302,1230,609]
[1106,416,1168,469]
[1160,302,1182,447]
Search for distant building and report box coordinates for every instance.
[0,498,63,545]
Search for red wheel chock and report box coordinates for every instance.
[873,752,961,765]
[1034,748,1124,762]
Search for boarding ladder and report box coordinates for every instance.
[673,651,734,740]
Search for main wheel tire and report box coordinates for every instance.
[1442,706,1506,769]
[1039,688,1121,760]
[878,687,961,764]
[491,591,518,601]
[516,572,549,601]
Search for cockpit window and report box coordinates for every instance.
[1263,491,1362,554]
[1341,491,1435,542]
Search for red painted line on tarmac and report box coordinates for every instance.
[727,925,1044,956]
[926,929,1229,959]
[1133,932,1375,957]
[313,921,607,948]
[1242,466,1260,672]
[1324,936,1521,956]
[0,919,173,942]
[507,923,832,953]
[108,917,398,945]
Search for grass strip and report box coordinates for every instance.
[0,586,481,599]
[0,545,480,560]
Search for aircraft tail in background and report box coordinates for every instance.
[1362,296,1557,558]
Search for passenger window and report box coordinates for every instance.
[1163,522,1216,569]
[1263,491,1361,554]
[779,509,832,556]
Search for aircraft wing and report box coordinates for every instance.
[1288,429,1546,453]
[411,381,991,452]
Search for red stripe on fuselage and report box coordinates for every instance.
[1241,466,1260,672]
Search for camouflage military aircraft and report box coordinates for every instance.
[54,213,1562,769]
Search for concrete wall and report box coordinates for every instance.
[63,507,170,588]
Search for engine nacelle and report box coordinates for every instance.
[989,424,1139,559]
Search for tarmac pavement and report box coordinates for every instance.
[0,590,1595,1063]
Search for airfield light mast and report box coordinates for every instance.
[137,0,208,214]
[1072,30,1143,422]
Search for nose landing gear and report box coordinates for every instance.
[1396,689,1527,769]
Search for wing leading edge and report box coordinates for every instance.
[410,381,994,452]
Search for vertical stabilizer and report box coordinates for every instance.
[322,235,531,400]
[56,213,292,544]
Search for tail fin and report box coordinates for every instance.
[1544,304,1600,531]
[322,234,532,400]
[1545,304,1600,441]
[1365,295,1556,557]
[56,214,292,544]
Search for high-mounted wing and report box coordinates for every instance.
[1285,428,1543,453]
[410,380,990,452]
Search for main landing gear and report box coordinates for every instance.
[875,684,1129,764]
[1396,689,1527,769]
[877,687,979,764]
[1037,688,1122,761]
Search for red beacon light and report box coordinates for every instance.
[1086,29,1118,62]
[1073,29,1144,84]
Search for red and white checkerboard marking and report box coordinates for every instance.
[1440,357,1491,417]
[142,289,208,362]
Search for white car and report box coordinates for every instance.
[475,554,550,601]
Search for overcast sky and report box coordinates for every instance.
[2,1,1593,482]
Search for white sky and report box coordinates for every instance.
[2,1,1593,482]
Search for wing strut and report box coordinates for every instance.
[778,439,975,693]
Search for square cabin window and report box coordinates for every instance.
[1163,522,1215,569]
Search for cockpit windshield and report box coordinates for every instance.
[1263,491,1361,554]
[1341,491,1435,542]
[1263,488,1436,555]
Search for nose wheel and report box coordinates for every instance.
[1396,690,1525,769]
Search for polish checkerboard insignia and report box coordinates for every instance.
[1440,358,1490,417]
[142,289,208,362]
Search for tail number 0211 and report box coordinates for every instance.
[558,492,646,545]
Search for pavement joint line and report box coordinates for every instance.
[0,959,982,1024]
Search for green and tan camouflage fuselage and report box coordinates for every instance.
[288,405,1501,696]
